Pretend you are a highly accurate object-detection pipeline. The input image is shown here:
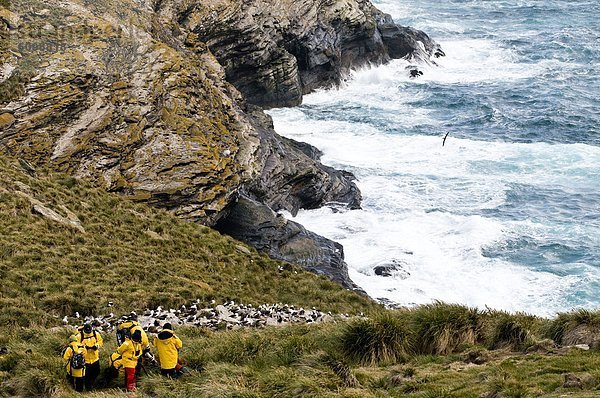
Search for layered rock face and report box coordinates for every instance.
[0,0,440,288]
[163,0,442,108]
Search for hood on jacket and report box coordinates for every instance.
[157,330,174,340]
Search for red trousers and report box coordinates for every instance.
[124,367,137,391]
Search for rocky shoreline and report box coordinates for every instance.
[0,0,442,289]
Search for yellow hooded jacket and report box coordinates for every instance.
[118,321,149,350]
[63,340,86,378]
[116,338,143,368]
[109,352,123,371]
[153,330,183,370]
[77,328,104,364]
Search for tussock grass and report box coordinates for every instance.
[1,313,600,397]
[1,155,600,397]
[409,302,483,355]
[545,309,600,345]
[485,312,540,350]
[341,312,413,365]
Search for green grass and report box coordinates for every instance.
[409,302,483,355]
[1,154,599,397]
[545,309,600,345]
[1,322,599,398]
[341,312,412,365]
[0,154,379,327]
[484,311,542,351]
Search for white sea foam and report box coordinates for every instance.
[267,0,600,315]
[269,106,600,317]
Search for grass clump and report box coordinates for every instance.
[341,312,412,365]
[545,309,600,345]
[410,302,483,355]
[486,312,538,351]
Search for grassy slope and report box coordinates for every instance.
[0,154,378,328]
[1,154,598,398]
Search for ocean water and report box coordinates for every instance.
[267,0,599,316]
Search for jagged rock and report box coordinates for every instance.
[215,195,360,290]
[374,12,443,64]
[18,159,36,176]
[245,106,361,215]
[235,244,252,255]
[408,68,423,78]
[373,259,411,279]
[170,0,441,108]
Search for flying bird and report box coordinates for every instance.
[442,132,449,147]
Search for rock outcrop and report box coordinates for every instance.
[164,0,442,108]
[0,0,440,287]
[215,195,360,290]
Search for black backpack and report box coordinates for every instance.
[70,348,86,370]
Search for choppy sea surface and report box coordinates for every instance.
[267,0,599,316]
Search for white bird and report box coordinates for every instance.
[62,316,69,324]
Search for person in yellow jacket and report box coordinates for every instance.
[117,315,150,378]
[117,315,149,350]
[77,323,103,390]
[117,329,143,391]
[153,323,183,378]
[100,351,124,388]
[63,335,86,392]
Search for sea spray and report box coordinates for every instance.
[268,0,600,316]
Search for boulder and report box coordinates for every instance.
[562,324,600,347]
[215,195,362,291]
[373,259,411,279]
[374,12,444,64]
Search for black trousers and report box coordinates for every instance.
[67,375,84,392]
[85,361,100,390]
[160,368,178,378]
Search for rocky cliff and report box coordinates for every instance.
[0,0,441,289]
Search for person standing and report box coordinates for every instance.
[63,335,86,392]
[117,314,149,350]
[77,323,103,391]
[117,314,152,379]
[153,323,183,378]
[116,329,143,391]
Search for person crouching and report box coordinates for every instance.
[116,329,143,391]
[153,323,183,378]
